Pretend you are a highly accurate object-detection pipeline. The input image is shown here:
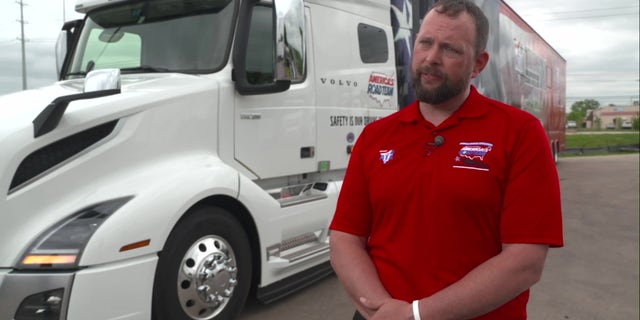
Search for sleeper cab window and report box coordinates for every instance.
[357,23,388,63]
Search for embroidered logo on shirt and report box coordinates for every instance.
[379,150,394,164]
[453,142,492,171]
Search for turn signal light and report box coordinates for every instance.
[22,255,77,266]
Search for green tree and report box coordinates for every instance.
[567,99,600,126]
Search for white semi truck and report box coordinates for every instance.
[0,0,397,319]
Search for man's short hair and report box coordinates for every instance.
[432,0,489,54]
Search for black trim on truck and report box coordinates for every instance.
[11,120,118,192]
[58,19,84,80]
[32,89,121,138]
[255,261,334,304]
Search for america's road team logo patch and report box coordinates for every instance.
[367,72,395,107]
[453,142,493,171]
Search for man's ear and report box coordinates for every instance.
[471,51,489,78]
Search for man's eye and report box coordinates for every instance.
[419,39,433,47]
[443,46,461,55]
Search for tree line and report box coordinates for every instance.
[567,99,639,130]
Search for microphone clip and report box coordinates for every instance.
[424,135,445,155]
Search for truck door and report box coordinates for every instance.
[234,4,316,180]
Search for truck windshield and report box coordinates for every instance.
[64,0,236,79]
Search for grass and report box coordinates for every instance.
[561,132,639,157]
[565,132,639,149]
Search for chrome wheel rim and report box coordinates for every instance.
[177,236,238,319]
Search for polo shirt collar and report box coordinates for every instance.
[399,85,490,125]
[456,86,489,119]
[399,100,422,123]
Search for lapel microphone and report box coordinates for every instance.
[433,135,444,147]
[425,135,445,155]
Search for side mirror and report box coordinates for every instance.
[83,69,120,92]
[55,31,68,77]
[84,69,121,92]
[233,0,305,95]
[274,0,306,82]
[55,19,83,79]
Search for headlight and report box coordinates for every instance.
[17,196,132,270]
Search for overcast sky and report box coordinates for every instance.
[0,0,638,108]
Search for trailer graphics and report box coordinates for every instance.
[391,0,566,160]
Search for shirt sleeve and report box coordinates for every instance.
[500,118,564,247]
[329,126,374,237]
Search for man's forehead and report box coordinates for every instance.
[418,10,476,41]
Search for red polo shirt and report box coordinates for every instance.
[330,86,563,319]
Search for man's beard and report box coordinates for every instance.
[411,66,469,104]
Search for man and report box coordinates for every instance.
[329,1,563,319]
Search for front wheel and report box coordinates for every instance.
[152,206,252,320]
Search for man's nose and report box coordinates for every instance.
[423,47,441,65]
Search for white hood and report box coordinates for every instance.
[0,73,219,267]
[0,74,205,142]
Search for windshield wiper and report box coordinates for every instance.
[120,65,171,73]
[66,65,171,78]
[65,61,95,78]
[65,71,87,77]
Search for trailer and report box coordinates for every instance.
[391,0,566,161]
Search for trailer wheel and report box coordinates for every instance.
[152,206,252,320]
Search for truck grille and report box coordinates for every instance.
[9,120,118,192]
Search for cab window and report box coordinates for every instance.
[358,23,388,63]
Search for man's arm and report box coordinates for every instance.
[417,243,548,319]
[361,243,548,320]
[330,230,392,318]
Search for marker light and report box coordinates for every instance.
[18,196,132,270]
[119,239,151,252]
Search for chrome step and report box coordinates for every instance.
[267,231,329,264]
[280,242,329,263]
[267,183,329,207]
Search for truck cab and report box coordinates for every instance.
[0,0,397,319]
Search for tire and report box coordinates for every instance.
[152,206,252,320]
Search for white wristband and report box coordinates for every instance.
[412,300,422,320]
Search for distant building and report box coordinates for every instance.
[586,104,639,129]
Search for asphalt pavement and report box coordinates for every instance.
[240,154,640,320]
[526,154,639,320]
